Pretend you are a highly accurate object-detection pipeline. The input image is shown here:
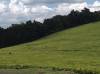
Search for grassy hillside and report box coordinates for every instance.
[0,21,100,73]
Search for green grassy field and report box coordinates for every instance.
[0,22,100,73]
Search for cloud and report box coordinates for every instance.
[69,2,88,11]
[0,3,6,13]
[20,0,84,5]
[93,0,100,7]
[89,0,100,12]
[55,2,88,15]
[31,5,53,13]
[9,0,30,15]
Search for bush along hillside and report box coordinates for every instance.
[0,8,100,48]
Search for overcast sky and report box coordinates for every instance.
[0,0,100,28]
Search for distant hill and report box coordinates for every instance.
[0,21,100,73]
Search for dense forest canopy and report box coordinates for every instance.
[0,8,100,48]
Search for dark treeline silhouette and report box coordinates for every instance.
[0,8,100,48]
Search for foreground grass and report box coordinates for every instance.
[0,68,77,74]
[0,22,100,73]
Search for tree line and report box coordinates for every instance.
[0,8,100,48]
